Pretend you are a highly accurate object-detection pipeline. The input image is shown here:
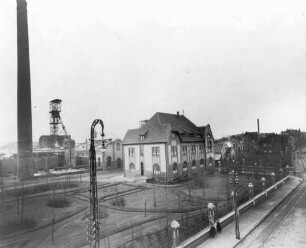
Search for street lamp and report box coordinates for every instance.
[229,169,240,239]
[101,142,106,171]
[248,183,254,199]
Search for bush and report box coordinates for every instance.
[47,198,71,208]
[207,165,215,175]
[193,176,205,188]
[0,218,37,236]
[82,209,109,221]
[8,182,79,197]
[111,196,125,207]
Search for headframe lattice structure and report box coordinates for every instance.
[49,99,62,136]
[87,119,105,248]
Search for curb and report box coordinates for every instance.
[232,176,303,248]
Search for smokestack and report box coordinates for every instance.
[17,0,33,179]
[257,118,260,135]
[257,118,260,146]
[177,111,179,119]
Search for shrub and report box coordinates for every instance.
[82,209,109,221]
[47,198,71,208]
[193,176,205,188]
[111,196,126,207]
[0,218,37,236]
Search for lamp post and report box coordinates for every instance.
[101,144,106,171]
[261,177,266,191]
[248,183,254,199]
[171,220,180,248]
[87,119,105,248]
[229,169,240,239]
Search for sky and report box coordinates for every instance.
[0,0,306,145]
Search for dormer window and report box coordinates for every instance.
[140,135,145,140]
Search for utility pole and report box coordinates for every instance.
[229,169,240,239]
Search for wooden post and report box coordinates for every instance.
[53,184,56,203]
[52,217,55,245]
[0,177,4,206]
[153,186,156,207]
[20,183,25,226]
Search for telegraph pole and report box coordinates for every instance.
[229,169,240,239]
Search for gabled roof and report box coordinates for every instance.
[123,112,206,145]
[157,112,200,134]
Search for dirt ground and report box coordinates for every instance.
[0,172,272,248]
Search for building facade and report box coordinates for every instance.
[75,139,123,170]
[122,112,215,182]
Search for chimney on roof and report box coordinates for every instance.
[177,111,179,119]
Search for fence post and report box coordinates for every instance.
[248,183,254,200]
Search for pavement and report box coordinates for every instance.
[197,175,302,248]
[236,173,306,248]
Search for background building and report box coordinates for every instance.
[75,139,123,170]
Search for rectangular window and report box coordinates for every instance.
[208,140,212,150]
[152,147,160,157]
[191,145,196,154]
[140,146,144,156]
[199,144,204,152]
[128,147,135,157]
[182,146,187,155]
[140,135,145,140]
[171,146,177,156]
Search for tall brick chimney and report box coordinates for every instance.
[17,0,33,179]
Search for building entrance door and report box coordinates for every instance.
[141,162,144,176]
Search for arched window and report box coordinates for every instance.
[116,142,121,151]
[116,158,122,168]
[200,158,204,168]
[173,163,178,174]
[107,156,112,167]
[129,163,135,173]
[208,141,212,149]
[208,157,213,166]
[183,161,188,172]
[192,160,196,169]
[153,164,160,176]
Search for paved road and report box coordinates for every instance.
[236,173,306,248]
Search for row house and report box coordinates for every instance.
[122,112,215,181]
